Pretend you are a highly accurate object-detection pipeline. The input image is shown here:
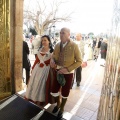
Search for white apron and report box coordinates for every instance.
[25,50,51,102]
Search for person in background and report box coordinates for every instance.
[32,35,41,58]
[22,36,31,85]
[84,38,93,60]
[100,38,108,67]
[74,33,86,87]
[30,35,34,43]
[50,28,82,119]
[25,35,54,106]
[93,38,101,61]
[92,37,97,52]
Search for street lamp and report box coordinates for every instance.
[53,18,56,40]
[53,25,56,40]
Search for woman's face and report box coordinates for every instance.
[41,37,50,47]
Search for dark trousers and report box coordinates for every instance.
[23,68,30,85]
[76,66,82,84]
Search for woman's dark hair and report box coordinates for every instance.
[39,35,54,53]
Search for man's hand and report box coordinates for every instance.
[58,68,69,74]
[50,58,56,68]
[81,62,87,68]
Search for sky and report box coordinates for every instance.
[24,0,114,35]
[55,0,114,35]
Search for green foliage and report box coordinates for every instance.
[88,32,94,36]
[29,28,37,35]
[55,32,59,37]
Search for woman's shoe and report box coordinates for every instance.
[77,83,80,87]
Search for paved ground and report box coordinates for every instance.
[63,58,104,120]
[22,54,105,120]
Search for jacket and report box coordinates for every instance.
[53,40,82,72]
[22,41,31,69]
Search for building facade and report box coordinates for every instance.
[97,0,120,119]
[0,0,23,99]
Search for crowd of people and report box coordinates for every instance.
[22,28,108,120]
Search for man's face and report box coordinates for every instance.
[60,29,70,43]
[76,34,82,41]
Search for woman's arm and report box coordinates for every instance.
[32,55,40,70]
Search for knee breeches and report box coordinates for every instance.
[51,71,73,98]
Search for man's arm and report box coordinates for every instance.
[67,43,83,72]
[50,46,57,69]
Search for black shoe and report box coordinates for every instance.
[94,55,96,60]
[100,64,105,67]
[57,111,63,120]
[52,106,60,113]
[77,83,80,87]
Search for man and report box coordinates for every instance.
[23,37,31,85]
[100,38,107,67]
[50,28,82,119]
[75,33,85,86]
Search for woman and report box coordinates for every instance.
[84,39,93,61]
[25,35,54,106]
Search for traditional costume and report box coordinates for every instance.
[51,40,82,98]
[25,49,53,105]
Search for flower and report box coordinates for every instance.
[40,63,44,67]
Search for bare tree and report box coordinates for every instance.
[24,0,73,35]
